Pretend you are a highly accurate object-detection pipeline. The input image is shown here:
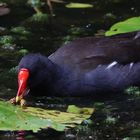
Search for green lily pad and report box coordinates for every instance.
[0,101,94,132]
[0,101,65,132]
[24,105,94,127]
[66,3,93,8]
[105,17,140,36]
[67,105,94,115]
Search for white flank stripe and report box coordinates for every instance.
[106,61,117,69]
[129,62,134,69]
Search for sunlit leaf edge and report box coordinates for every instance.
[105,16,140,36]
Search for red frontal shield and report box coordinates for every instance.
[16,68,29,99]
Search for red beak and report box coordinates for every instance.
[16,68,29,102]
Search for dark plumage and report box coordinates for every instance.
[17,31,140,98]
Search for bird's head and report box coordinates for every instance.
[15,54,55,103]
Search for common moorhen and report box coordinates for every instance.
[12,30,140,105]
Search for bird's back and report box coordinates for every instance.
[48,31,140,73]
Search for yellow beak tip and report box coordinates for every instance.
[16,96,20,103]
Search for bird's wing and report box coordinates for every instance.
[48,38,109,72]
[48,31,140,72]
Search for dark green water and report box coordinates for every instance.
[0,0,140,139]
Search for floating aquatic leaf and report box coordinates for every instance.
[29,13,48,23]
[0,101,65,132]
[125,86,140,96]
[25,105,94,127]
[105,17,140,36]
[67,105,94,115]
[0,101,94,132]
[104,116,117,124]
[0,35,15,45]
[18,49,29,56]
[66,3,93,8]
[11,27,31,36]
